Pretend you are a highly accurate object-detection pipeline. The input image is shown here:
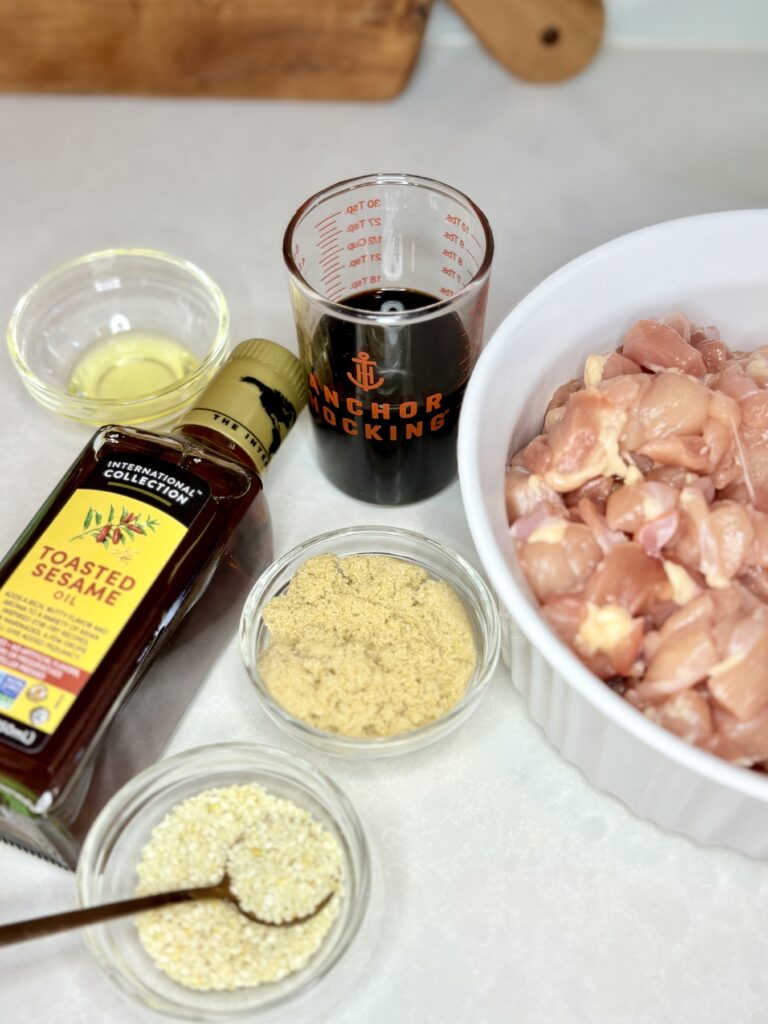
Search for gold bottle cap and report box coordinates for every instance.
[179,339,307,473]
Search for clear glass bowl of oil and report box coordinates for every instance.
[7,249,230,426]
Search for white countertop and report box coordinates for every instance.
[2,23,768,1024]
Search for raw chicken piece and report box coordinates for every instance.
[546,378,582,414]
[543,592,644,679]
[697,340,729,373]
[605,481,680,555]
[584,542,670,614]
[714,363,760,403]
[707,608,768,721]
[563,475,617,511]
[576,497,626,553]
[741,348,768,386]
[704,705,768,766]
[637,372,711,439]
[643,689,713,746]
[542,391,623,491]
[504,468,564,522]
[661,312,694,342]
[739,566,768,603]
[602,351,644,379]
[541,385,644,492]
[671,489,753,587]
[735,390,768,511]
[636,622,718,696]
[511,435,552,475]
[623,319,706,377]
[583,351,643,387]
[515,520,601,602]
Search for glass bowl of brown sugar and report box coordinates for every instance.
[239,526,501,758]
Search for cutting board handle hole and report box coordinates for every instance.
[540,26,561,47]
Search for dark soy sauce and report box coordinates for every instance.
[302,288,472,505]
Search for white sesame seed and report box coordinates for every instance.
[134,783,343,991]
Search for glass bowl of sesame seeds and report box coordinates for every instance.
[76,742,370,1020]
[239,525,501,758]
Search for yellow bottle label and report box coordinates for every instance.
[0,454,209,753]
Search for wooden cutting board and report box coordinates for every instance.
[447,0,604,83]
[0,0,433,98]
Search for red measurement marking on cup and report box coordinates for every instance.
[350,275,381,291]
[346,235,383,252]
[445,218,484,277]
[345,218,383,233]
[320,241,342,256]
[319,228,342,241]
[315,211,341,229]
[345,199,382,213]
[320,249,343,266]
[446,212,470,234]
[322,272,342,287]
[348,253,381,268]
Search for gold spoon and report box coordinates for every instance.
[0,873,334,947]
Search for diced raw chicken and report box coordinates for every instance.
[707,608,768,721]
[643,689,713,746]
[704,705,768,765]
[584,542,670,614]
[576,498,626,553]
[604,351,644,378]
[515,520,601,602]
[504,468,564,522]
[546,378,582,413]
[660,312,695,343]
[637,622,718,696]
[505,312,768,770]
[543,592,644,679]
[605,480,680,556]
[623,319,706,376]
[637,373,711,439]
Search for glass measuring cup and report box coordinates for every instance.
[283,173,494,505]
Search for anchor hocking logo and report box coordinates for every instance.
[347,351,383,392]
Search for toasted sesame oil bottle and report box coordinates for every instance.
[0,340,306,864]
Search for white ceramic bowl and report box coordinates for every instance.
[458,210,768,858]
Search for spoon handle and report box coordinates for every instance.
[0,885,215,947]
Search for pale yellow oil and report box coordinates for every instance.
[68,331,199,401]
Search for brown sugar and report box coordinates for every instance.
[257,553,477,737]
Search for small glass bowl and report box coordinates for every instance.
[77,743,370,1021]
[239,525,501,758]
[7,248,229,426]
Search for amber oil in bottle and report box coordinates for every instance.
[0,339,306,865]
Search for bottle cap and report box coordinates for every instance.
[179,339,307,473]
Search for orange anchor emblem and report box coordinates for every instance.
[347,351,384,392]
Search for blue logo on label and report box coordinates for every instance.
[0,674,25,708]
